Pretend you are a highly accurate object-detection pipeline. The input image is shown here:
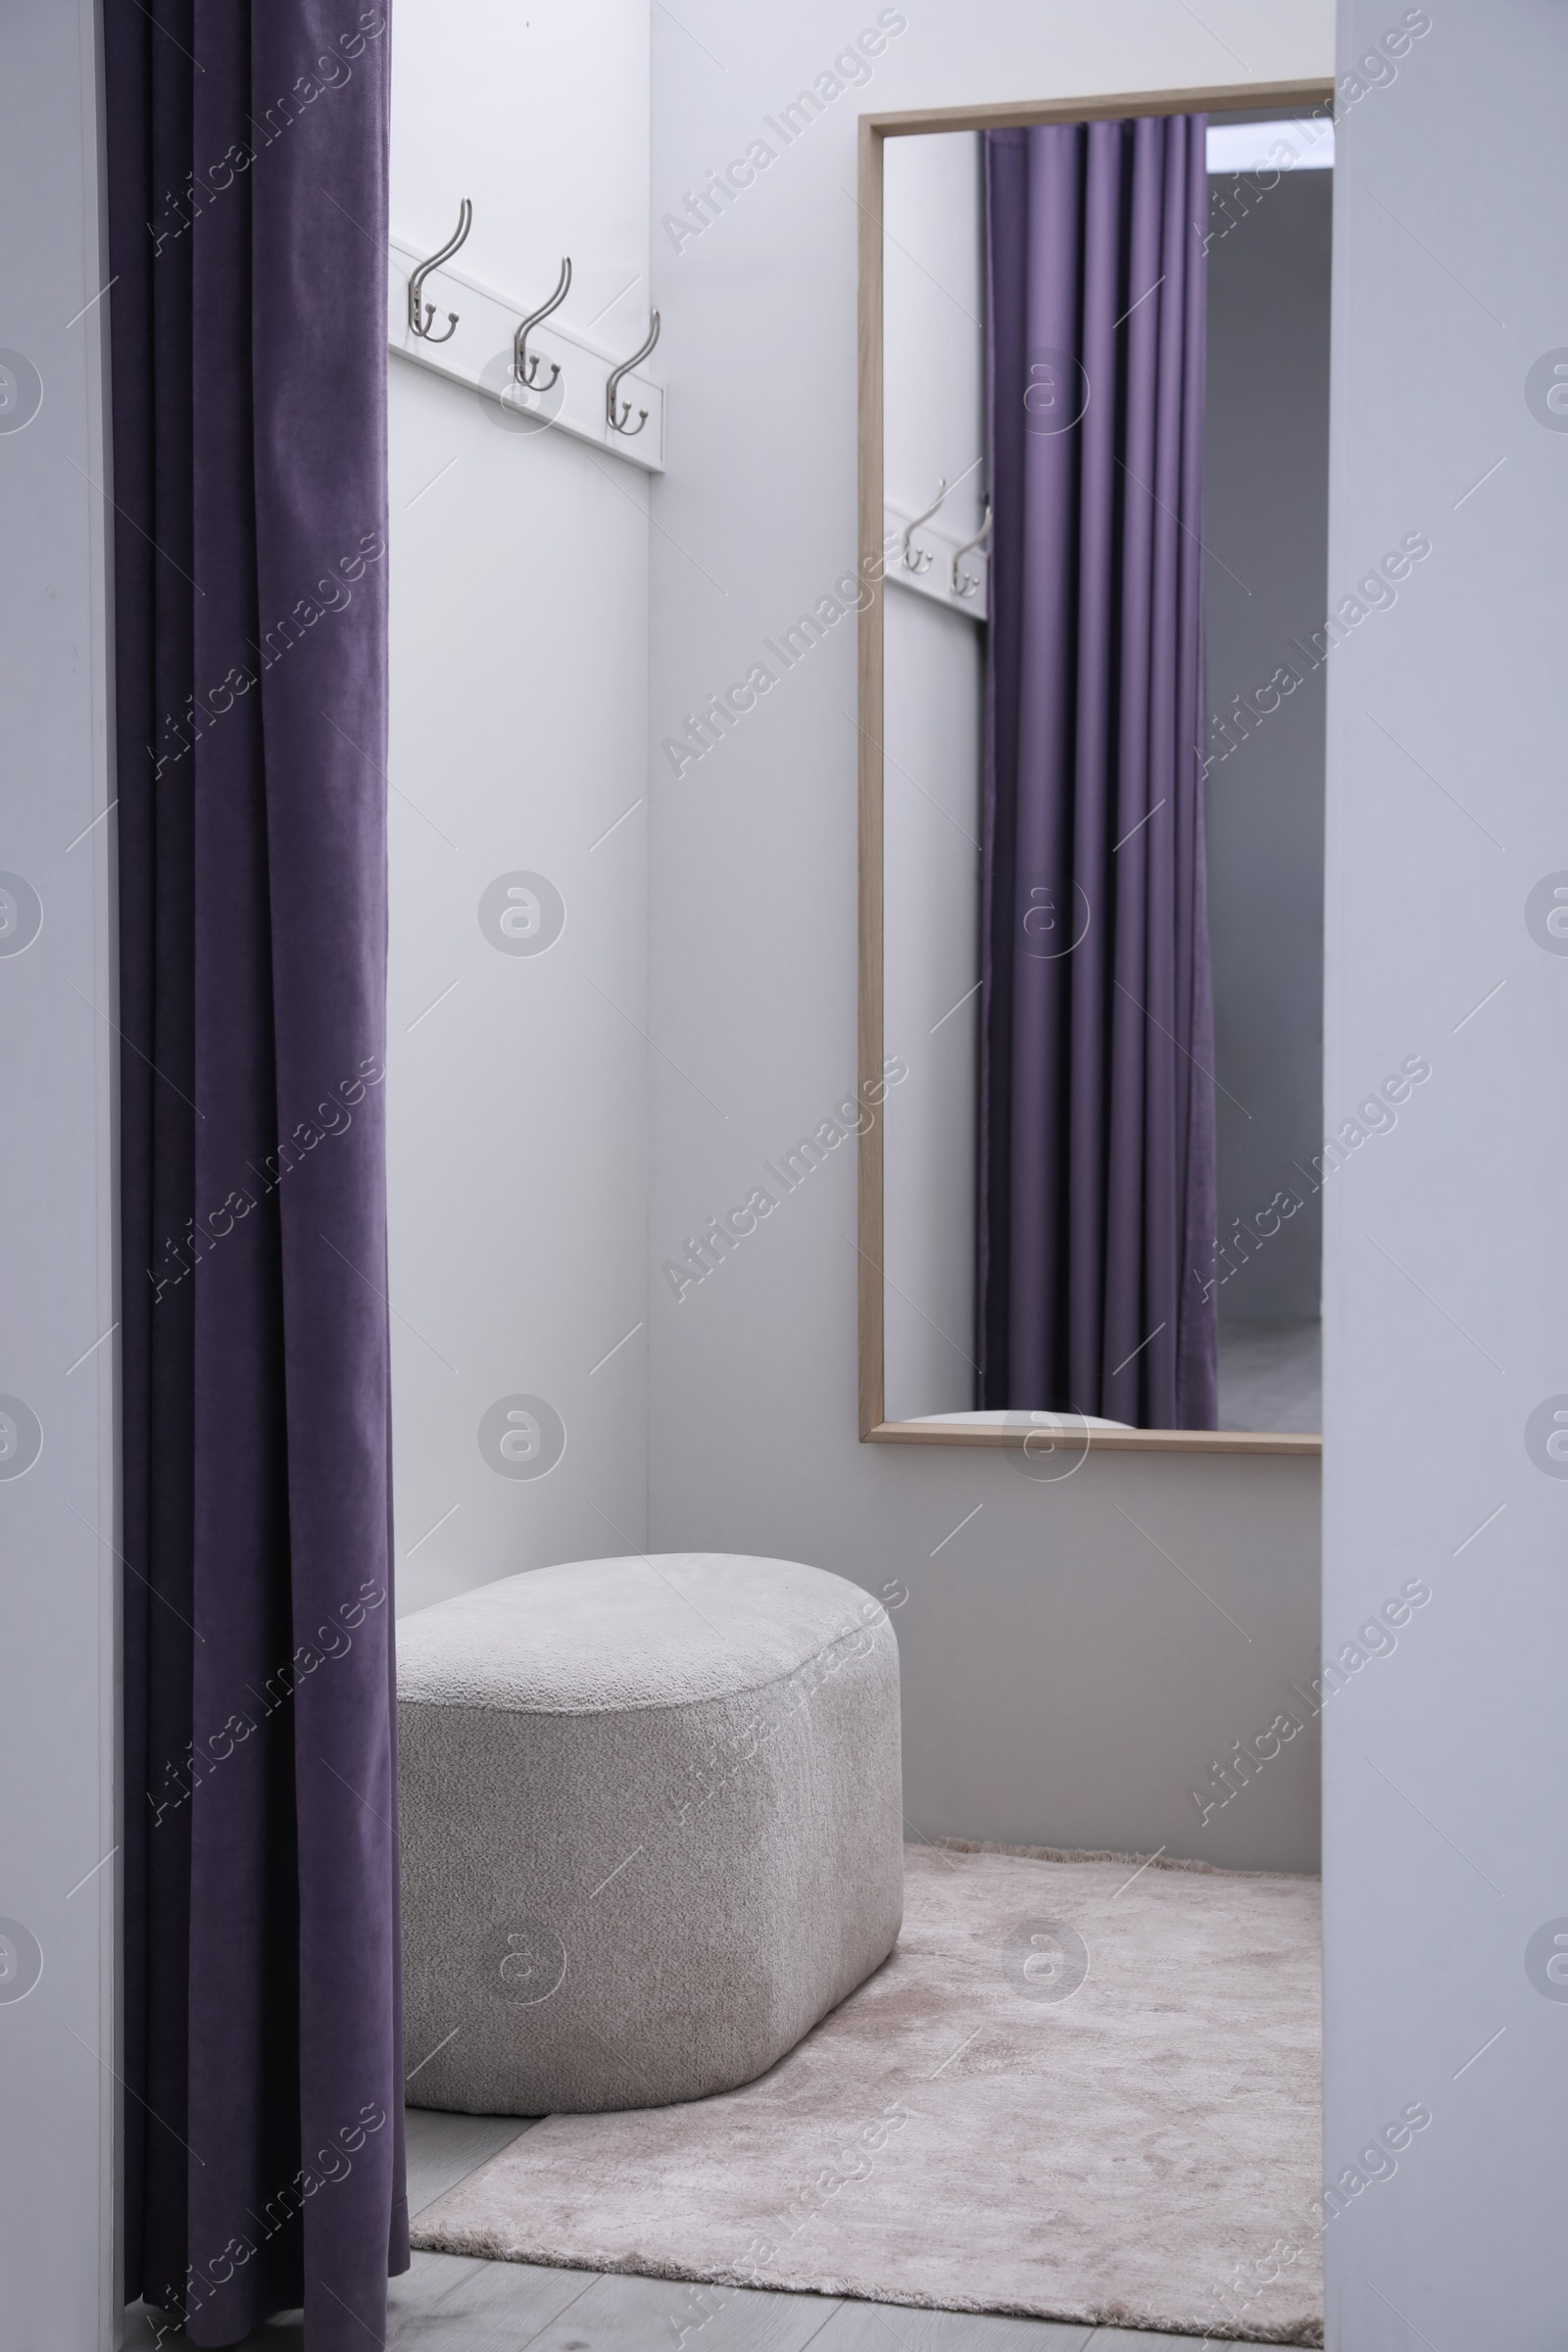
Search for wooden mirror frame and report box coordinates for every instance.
[856,79,1334,1456]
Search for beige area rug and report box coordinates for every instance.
[413,1844,1323,2344]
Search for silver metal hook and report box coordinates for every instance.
[902,480,949,574]
[952,501,993,598]
[605,312,661,437]
[408,200,472,344]
[514,259,572,393]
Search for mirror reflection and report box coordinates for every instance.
[880,108,1335,1435]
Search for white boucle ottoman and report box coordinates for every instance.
[397,1552,903,2114]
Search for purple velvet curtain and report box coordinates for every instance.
[978,117,1218,1430]
[106,6,407,2343]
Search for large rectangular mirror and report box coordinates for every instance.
[858,82,1336,1454]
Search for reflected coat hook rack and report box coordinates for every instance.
[952,502,993,598]
[902,480,949,573]
[606,312,661,437]
[408,200,472,343]
[514,259,573,392]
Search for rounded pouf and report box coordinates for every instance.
[397,1552,903,2114]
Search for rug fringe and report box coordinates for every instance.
[926,1835,1318,1881]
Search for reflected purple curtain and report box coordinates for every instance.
[106,5,407,2344]
[978,117,1218,1430]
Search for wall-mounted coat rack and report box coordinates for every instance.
[407,200,472,343]
[883,489,989,620]
[389,220,665,473]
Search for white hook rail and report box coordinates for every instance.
[388,235,665,473]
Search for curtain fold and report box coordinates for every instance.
[106,6,407,2343]
[978,116,1218,1430]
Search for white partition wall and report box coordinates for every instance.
[1323,1,1568,2340]
[0,3,119,2345]
[385,0,653,1621]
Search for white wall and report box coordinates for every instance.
[1324,2,1568,2340]
[649,1,1332,1875]
[881,131,985,1421]
[387,0,652,1617]
[0,5,118,2344]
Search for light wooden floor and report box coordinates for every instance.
[122,2106,1286,2351]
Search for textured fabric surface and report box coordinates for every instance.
[399,1556,905,2115]
[413,1846,1322,2345]
[979,118,1219,1430]
[399,1552,890,1711]
[105,5,406,2344]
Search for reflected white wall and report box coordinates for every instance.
[882,130,985,1422]
[1204,167,1333,1327]
[883,592,983,1420]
